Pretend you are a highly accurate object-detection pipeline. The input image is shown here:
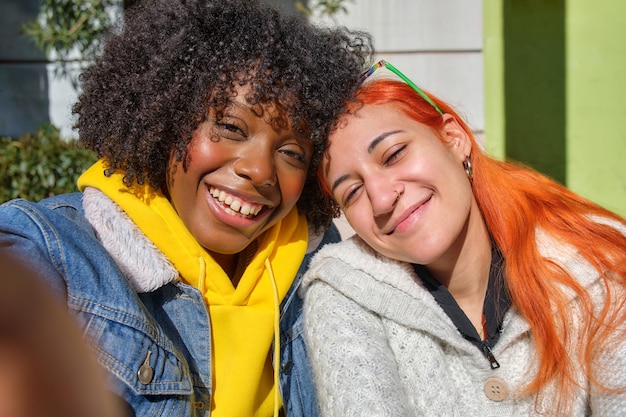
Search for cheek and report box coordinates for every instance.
[448,163,474,204]
[343,207,370,237]
[167,140,221,204]
[279,170,308,208]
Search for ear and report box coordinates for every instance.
[441,113,472,161]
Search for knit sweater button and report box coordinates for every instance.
[483,377,509,402]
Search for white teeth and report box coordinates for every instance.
[209,187,264,218]
[230,200,241,212]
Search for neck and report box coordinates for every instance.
[210,251,239,282]
[427,201,492,333]
[209,240,257,287]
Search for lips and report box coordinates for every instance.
[385,194,432,235]
[209,187,264,218]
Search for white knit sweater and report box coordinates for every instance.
[301,231,626,416]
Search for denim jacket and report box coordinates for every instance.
[0,192,337,416]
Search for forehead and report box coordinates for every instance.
[215,84,299,135]
[331,103,405,140]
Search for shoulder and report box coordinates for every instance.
[535,216,625,289]
[311,235,411,271]
[304,236,389,281]
[1,192,82,212]
[301,235,418,298]
[0,193,93,237]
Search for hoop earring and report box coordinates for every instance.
[463,155,473,180]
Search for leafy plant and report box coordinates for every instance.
[0,124,97,203]
[21,0,121,85]
[296,0,353,20]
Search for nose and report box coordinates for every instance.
[234,147,277,188]
[367,181,402,217]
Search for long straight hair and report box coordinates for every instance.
[337,79,626,414]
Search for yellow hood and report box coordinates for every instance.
[78,160,308,416]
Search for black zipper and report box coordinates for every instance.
[482,344,500,369]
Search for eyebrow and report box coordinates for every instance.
[330,174,350,194]
[330,130,403,194]
[367,130,401,154]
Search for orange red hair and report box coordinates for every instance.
[327,79,626,414]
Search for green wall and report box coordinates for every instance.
[566,0,626,216]
[484,0,626,217]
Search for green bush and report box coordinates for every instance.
[0,124,97,203]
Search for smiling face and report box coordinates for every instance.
[323,102,480,268]
[167,91,312,257]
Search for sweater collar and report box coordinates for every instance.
[303,232,606,354]
[81,186,177,292]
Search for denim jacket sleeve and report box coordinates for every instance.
[0,194,96,298]
[0,195,209,416]
[278,223,341,417]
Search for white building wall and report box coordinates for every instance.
[47,63,82,139]
[319,0,483,133]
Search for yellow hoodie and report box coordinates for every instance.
[78,160,308,416]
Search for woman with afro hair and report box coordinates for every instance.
[0,0,373,416]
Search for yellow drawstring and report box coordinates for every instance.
[197,257,206,294]
[265,258,281,417]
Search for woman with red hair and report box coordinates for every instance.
[302,61,626,416]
